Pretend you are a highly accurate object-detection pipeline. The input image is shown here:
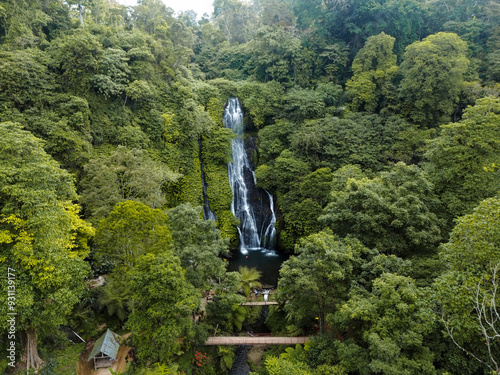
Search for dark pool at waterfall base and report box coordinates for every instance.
[226,247,287,287]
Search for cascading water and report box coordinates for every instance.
[198,139,216,221]
[225,97,277,255]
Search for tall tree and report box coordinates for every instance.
[80,146,180,222]
[0,49,55,111]
[93,200,172,272]
[47,29,104,94]
[248,25,312,86]
[346,32,398,113]
[0,0,71,47]
[131,0,173,36]
[277,231,368,333]
[125,252,198,363]
[167,203,229,289]
[213,0,257,44]
[320,162,441,256]
[424,96,500,225]
[335,273,436,374]
[434,197,500,374]
[399,32,469,126]
[0,122,93,370]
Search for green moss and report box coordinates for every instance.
[203,163,238,246]
[205,167,232,211]
[216,210,239,248]
[201,125,239,246]
[206,97,225,127]
[177,156,204,206]
[164,143,204,208]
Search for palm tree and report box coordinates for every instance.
[238,266,262,298]
[98,276,133,322]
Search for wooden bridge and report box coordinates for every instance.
[205,336,309,345]
[240,301,278,306]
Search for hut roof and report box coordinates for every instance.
[87,329,121,361]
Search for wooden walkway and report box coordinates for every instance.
[240,301,278,306]
[205,336,309,345]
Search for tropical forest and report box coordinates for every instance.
[0,0,499,374]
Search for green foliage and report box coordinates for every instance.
[248,25,313,87]
[256,149,309,193]
[39,342,85,375]
[237,80,283,128]
[92,47,130,97]
[133,362,181,375]
[321,162,442,256]
[213,0,257,44]
[330,165,366,193]
[256,120,294,165]
[346,32,398,113]
[125,252,198,363]
[282,87,326,121]
[238,266,262,297]
[203,127,234,165]
[300,168,333,207]
[201,126,236,243]
[0,49,55,110]
[335,273,436,374]
[167,203,229,289]
[168,98,216,143]
[80,146,180,222]
[229,304,247,332]
[280,343,310,363]
[0,122,92,365]
[48,29,104,94]
[277,231,369,332]
[0,0,498,373]
[440,197,500,276]
[424,96,500,225]
[125,80,155,102]
[428,197,500,374]
[277,167,333,249]
[165,155,204,208]
[434,197,500,329]
[281,198,323,250]
[217,345,236,372]
[98,274,133,322]
[264,356,312,375]
[288,114,420,172]
[205,271,246,331]
[94,200,171,271]
[399,32,470,126]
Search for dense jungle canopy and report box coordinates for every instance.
[0,0,499,374]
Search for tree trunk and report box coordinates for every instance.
[26,327,43,371]
[79,5,84,26]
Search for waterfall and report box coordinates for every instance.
[225,97,276,254]
[199,139,216,221]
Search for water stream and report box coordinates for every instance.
[199,138,216,221]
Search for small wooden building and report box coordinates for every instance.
[87,329,121,369]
